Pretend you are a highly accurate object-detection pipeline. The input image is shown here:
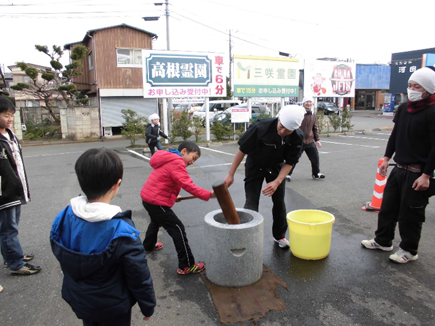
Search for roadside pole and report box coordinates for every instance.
[205,97,210,141]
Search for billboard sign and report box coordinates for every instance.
[304,60,356,98]
[389,58,422,94]
[233,55,299,97]
[142,51,226,98]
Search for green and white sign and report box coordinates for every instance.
[233,55,299,97]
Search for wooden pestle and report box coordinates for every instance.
[212,181,240,225]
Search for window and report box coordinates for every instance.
[89,51,94,70]
[116,48,142,67]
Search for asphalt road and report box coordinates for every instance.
[2,114,435,326]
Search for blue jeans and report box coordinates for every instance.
[0,205,25,270]
[148,141,163,156]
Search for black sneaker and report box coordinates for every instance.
[285,175,291,182]
[312,173,325,180]
[10,263,42,275]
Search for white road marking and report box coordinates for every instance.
[127,149,150,160]
[338,135,388,141]
[321,140,380,148]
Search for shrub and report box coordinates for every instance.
[192,117,204,142]
[172,111,192,140]
[211,121,232,140]
[121,109,146,146]
[341,109,354,131]
[327,112,341,132]
[316,110,328,133]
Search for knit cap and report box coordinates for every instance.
[149,113,160,120]
[302,96,314,104]
[278,105,305,131]
[408,67,435,94]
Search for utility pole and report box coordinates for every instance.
[229,30,232,99]
[164,0,170,50]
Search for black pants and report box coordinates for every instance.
[244,164,287,240]
[142,201,195,269]
[82,308,131,326]
[289,142,320,176]
[374,167,432,255]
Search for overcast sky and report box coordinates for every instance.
[1,0,435,74]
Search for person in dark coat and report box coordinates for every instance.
[224,105,305,249]
[0,96,41,275]
[146,113,168,156]
[50,148,156,325]
[362,67,435,264]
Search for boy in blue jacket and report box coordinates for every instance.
[50,148,156,326]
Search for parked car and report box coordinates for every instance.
[316,102,339,115]
[192,100,242,125]
[210,104,270,125]
[173,102,202,119]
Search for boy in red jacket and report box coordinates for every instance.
[141,140,215,275]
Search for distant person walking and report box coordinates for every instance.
[146,113,168,156]
[285,97,325,182]
[362,66,435,264]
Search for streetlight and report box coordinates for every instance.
[142,16,160,21]
[143,0,170,51]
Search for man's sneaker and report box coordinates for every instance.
[23,254,34,262]
[10,263,42,275]
[389,249,418,264]
[177,262,205,275]
[274,238,290,248]
[146,242,163,254]
[285,175,291,182]
[361,239,393,252]
[4,254,35,269]
[312,173,326,180]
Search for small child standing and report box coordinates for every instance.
[145,113,168,156]
[0,96,41,275]
[141,140,215,275]
[50,148,156,326]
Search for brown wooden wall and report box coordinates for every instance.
[70,26,154,93]
[94,27,153,89]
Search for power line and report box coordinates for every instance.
[170,11,290,56]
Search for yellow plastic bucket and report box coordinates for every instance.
[287,209,335,260]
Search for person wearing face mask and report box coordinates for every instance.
[361,66,435,264]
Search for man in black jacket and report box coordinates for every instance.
[362,67,435,264]
[224,105,305,248]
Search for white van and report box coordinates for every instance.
[192,100,242,124]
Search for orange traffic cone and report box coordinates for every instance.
[362,158,387,212]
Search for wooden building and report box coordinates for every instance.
[65,24,159,136]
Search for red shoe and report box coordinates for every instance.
[177,262,205,275]
[146,242,163,254]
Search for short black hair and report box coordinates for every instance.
[75,148,123,200]
[178,140,201,156]
[0,96,16,114]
